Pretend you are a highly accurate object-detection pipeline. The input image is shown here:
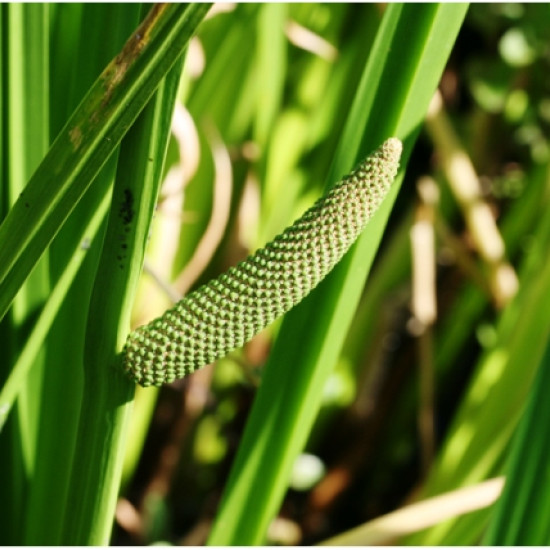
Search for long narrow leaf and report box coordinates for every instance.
[23,7,142,543]
[0,3,211,322]
[484,335,550,544]
[61,51,185,544]
[208,4,469,545]
[0,4,50,543]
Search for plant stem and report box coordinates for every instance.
[61,53,184,544]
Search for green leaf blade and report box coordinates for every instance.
[207,4,468,545]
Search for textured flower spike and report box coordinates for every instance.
[123,138,402,386]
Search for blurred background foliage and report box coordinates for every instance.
[114,3,550,544]
[2,2,550,545]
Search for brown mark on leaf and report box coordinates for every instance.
[99,4,167,110]
[69,127,83,150]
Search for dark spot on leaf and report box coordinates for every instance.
[119,188,134,225]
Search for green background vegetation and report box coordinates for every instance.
[1,3,550,545]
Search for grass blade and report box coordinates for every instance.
[0,192,111,431]
[62,54,184,545]
[0,4,49,543]
[207,4,468,545]
[0,3,211,322]
[484,337,550,544]
[22,7,142,543]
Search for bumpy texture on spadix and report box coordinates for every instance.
[123,138,402,386]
